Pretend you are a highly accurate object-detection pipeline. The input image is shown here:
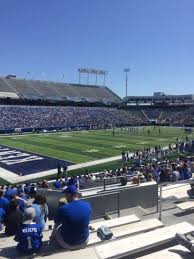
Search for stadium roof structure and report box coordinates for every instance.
[0,76,122,104]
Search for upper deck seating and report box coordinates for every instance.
[0,77,122,104]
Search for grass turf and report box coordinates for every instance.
[0,126,193,163]
[0,126,193,183]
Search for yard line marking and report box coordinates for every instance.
[85,149,99,153]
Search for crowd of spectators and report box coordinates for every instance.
[0,139,194,255]
[0,105,146,129]
[0,155,193,256]
[0,104,193,130]
[142,106,194,126]
[48,139,194,188]
[2,139,189,195]
[0,182,91,255]
[13,139,191,193]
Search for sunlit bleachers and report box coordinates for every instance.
[0,77,121,104]
[0,78,19,98]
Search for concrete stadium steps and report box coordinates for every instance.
[42,214,141,244]
[90,214,140,232]
[0,220,193,258]
[162,183,190,200]
[46,214,140,232]
[0,214,140,252]
[176,201,194,211]
[139,245,193,259]
[0,216,161,258]
[0,231,16,246]
[1,77,122,103]
[88,218,164,246]
[95,222,194,259]
[37,247,98,259]
[28,218,163,258]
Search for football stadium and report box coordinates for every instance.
[1,1,194,259]
[1,76,194,259]
[0,77,194,184]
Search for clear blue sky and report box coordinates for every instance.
[0,0,194,97]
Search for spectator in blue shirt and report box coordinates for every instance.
[4,186,18,200]
[179,168,185,181]
[50,185,91,250]
[30,194,48,232]
[24,183,31,197]
[0,189,9,213]
[14,207,42,255]
[68,176,80,190]
[18,189,28,202]
[53,179,62,189]
[68,176,76,186]
[11,194,28,213]
[183,168,192,180]
[29,184,37,198]
[0,208,5,231]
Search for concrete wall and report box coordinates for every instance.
[37,182,158,220]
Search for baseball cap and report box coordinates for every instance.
[63,185,78,195]
[23,207,36,224]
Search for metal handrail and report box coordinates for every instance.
[103,175,136,191]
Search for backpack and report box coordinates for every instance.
[97,225,113,241]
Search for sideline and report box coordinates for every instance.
[6,154,123,184]
[1,143,172,184]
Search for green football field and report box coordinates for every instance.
[0,126,193,165]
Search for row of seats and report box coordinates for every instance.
[0,105,147,129]
[1,180,194,258]
[0,77,121,103]
[42,182,194,258]
[1,210,193,258]
[142,106,194,126]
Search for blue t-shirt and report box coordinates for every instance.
[55,200,91,246]
[53,180,62,189]
[68,177,78,187]
[0,208,5,222]
[14,223,42,253]
[0,197,9,213]
[183,170,192,180]
[4,189,18,200]
[20,195,28,201]
[24,186,31,195]
[17,198,26,213]
[179,170,185,181]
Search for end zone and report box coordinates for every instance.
[0,145,73,183]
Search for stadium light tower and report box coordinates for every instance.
[124,68,130,97]
[78,68,108,86]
